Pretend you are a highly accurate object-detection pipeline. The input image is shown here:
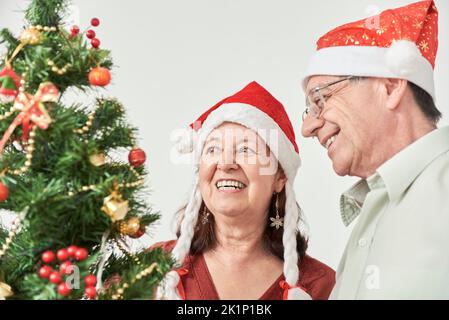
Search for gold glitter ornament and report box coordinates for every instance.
[19,28,42,45]
[119,217,141,236]
[102,183,129,222]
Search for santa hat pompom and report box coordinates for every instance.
[172,127,197,154]
[385,40,423,77]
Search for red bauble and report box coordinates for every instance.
[85,286,96,299]
[0,182,9,202]
[57,248,69,261]
[84,274,97,287]
[70,25,80,35]
[91,18,100,27]
[42,250,55,263]
[59,261,73,275]
[88,67,110,86]
[67,245,78,257]
[74,248,88,261]
[49,271,62,284]
[91,38,100,49]
[128,148,146,167]
[58,283,72,296]
[86,29,96,39]
[38,265,53,279]
[130,228,145,239]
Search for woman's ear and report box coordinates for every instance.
[274,169,287,193]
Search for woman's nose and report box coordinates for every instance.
[217,150,238,171]
[301,115,325,138]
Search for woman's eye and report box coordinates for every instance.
[238,146,256,154]
[205,146,219,154]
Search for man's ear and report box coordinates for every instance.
[383,78,409,111]
[274,169,288,193]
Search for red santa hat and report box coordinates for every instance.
[302,0,439,100]
[157,81,311,300]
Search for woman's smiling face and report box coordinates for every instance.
[199,122,287,220]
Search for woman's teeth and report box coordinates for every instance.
[216,180,246,190]
[325,135,337,149]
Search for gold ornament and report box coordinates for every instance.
[102,183,129,222]
[89,152,106,166]
[19,28,42,45]
[0,282,13,300]
[5,26,53,68]
[119,217,141,236]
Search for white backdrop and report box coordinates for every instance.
[1,0,448,269]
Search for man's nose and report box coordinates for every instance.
[301,115,325,138]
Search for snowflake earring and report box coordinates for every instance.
[270,193,284,229]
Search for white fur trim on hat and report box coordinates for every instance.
[194,103,301,182]
[302,44,435,101]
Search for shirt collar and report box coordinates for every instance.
[340,179,370,227]
[340,126,449,226]
[377,126,449,202]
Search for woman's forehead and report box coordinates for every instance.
[206,122,259,141]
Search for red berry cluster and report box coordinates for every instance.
[38,246,96,299]
[69,18,102,49]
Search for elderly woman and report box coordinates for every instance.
[154,82,334,300]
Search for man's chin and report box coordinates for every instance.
[332,160,350,177]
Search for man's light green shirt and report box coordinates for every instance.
[331,126,449,299]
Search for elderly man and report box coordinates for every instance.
[301,0,449,299]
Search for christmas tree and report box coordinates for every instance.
[0,0,173,300]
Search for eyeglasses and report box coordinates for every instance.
[302,76,357,121]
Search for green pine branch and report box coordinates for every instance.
[25,0,68,27]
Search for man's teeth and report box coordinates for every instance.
[216,180,246,190]
[325,135,337,149]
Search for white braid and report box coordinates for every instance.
[155,176,203,300]
[155,270,182,300]
[171,178,202,263]
[283,182,312,300]
[283,182,300,285]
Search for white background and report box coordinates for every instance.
[1,0,448,269]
